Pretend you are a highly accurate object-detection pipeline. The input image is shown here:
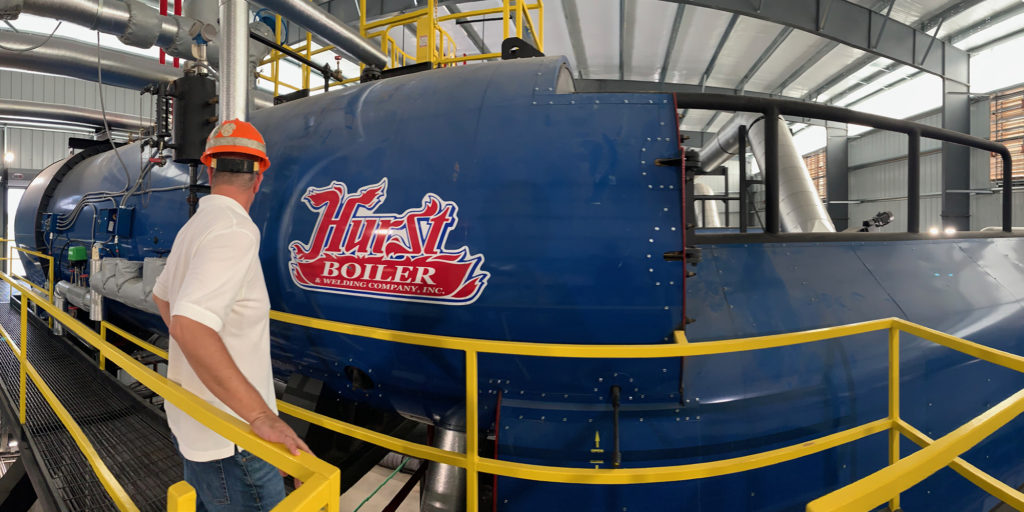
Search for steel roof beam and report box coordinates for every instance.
[659,5,686,82]
[667,0,969,84]
[699,14,739,89]
[620,0,635,80]
[810,1,1022,105]
[735,27,792,93]
[772,41,839,95]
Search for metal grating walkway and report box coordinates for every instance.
[0,282,180,511]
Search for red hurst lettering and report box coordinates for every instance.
[288,178,490,305]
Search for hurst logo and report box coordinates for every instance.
[288,179,489,305]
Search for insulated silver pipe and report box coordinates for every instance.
[698,113,752,172]
[0,32,275,109]
[185,0,219,25]
[0,32,179,89]
[19,0,200,61]
[219,0,250,121]
[0,99,149,131]
[747,116,835,233]
[256,0,387,69]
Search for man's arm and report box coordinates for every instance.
[153,294,171,329]
[170,314,310,456]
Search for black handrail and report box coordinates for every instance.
[674,93,1014,233]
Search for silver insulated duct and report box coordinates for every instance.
[698,113,835,233]
[256,0,388,69]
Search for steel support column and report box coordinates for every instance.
[825,121,849,230]
[941,78,971,231]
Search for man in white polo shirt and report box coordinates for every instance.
[152,119,309,511]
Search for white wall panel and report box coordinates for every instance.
[0,69,153,120]
[5,128,72,171]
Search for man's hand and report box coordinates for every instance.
[250,412,312,456]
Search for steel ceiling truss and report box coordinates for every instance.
[667,0,969,84]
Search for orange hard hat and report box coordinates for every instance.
[200,119,271,172]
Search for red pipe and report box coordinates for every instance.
[159,0,167,64]
[173,0,181,67]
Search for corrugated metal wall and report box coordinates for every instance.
[1,69,151,177]
[4,129,73,172]
[846,108,1008,232]
[0,69,153,119]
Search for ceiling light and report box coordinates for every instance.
[928,227,940,236]
[8,439,17,448]
[944,227,956,235]
[2,152,12,163]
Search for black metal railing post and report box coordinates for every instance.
[907,129,921,233]
[1003,154,1013,232]
[764,107,780,234]
[739,125,748,233]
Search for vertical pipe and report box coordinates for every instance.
[18,299,26,424]
[739,125,748,233]
[907,129,921,233]
[1003,154,1013,233]
[888,325,901,511]
[763,107,780,234]
[0,125,7,275]
[220,0,250,121]
[464,350,479,512]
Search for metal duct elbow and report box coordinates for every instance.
[746,116,835,233]
[256,0,388,69]
[697,113,834,233]
[697,113,756,171]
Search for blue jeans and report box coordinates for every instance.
[176,440,286,512]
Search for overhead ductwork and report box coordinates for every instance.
[0,99,149,131]
[0,32,275,109]
[10,0,216,64]
[698,113,835,233]
[0,31,179,89]
[256,0,388,69]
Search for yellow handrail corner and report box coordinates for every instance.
[167,481,196,512]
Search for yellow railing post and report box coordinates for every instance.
[99,323,107,371]
[18,298,26,424]
[465,349,479,512]
[888,324,900,511]
[502,0,510,40]
[538,1,544,51]
[167,481,197,512]
[515,0,523,38]
[273,15,283,97]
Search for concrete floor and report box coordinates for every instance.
[339,465,420,512]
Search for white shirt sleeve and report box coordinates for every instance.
[153,264,169,300]
[170,227,259,333]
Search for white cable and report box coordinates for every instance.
[96,32,134,189]
[0,22,62,52]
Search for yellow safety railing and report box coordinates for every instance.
[0,239,54,307]
[361,0,543,70]
[257,0,543,94]
[0,272,341,512]
[92,303,1024,511]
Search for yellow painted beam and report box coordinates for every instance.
[473,419,890,485]
[270,310,892,359]
[893,318,1024,374]
[896,420,1024,511]
[888,326,901,511]
[807,388,1024,512]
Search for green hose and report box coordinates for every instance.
[352,456,411,512]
